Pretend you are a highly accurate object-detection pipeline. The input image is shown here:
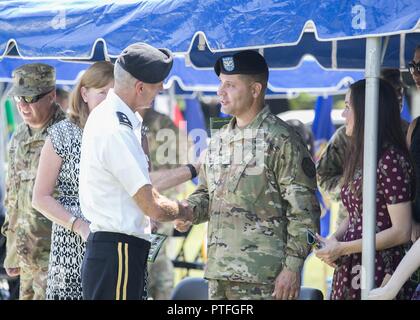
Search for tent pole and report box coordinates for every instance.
[0,83,11,196]
[361,36,382,300]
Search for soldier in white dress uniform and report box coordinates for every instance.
[79,43,192,300]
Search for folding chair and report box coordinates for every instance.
[170,277,208,300]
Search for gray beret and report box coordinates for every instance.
[214,50,268,81]
[117,42,173,84]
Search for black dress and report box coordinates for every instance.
[410,118,420,223]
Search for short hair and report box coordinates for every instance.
[240,73,268,95]
[68,61,114,128]
[114,61,137,89]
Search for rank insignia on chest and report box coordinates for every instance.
[116,111,132,129]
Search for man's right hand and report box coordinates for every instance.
[174,200,193,232]
[178,200,193,222]
[174,219,192,233]
[5,267,20,277]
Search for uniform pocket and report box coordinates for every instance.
[229,155,265,205]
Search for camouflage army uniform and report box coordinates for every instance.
[1,63,65,300]
[143,108,181,300]
[316,126,349,229]
[1,104,65,300]
[187,106,320,300]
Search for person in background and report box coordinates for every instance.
[408,45,420,91]
[56,88,70,112]
[405,45,420,243]
[367,236,420,300]
[1,63,66,299]
[381,68,409,133]
[285,119,314,156]
[139,107,182,300]
[0,187,20,300]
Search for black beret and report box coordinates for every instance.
[117,42,173,84]
[214,50,268,81]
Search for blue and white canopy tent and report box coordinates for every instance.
[1,0,419,68]
[188,31,420,70]
[0,54,363,94]
[166,55,363,95]
[0,52,363,149]
[1,0,419,299]
[0,57,90,85]
[0,54,363,147]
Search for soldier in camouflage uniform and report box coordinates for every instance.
[176,51,320,300]
[140,107,181,300]
[316,126,349,229]
[1,64,65,300]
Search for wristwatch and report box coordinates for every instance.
[186,163,198,179]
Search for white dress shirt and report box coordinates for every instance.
[79,89,151,241]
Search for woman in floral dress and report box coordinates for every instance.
[315,79,416,300]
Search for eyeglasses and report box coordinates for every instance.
[408,61,420,74]
[13,90,52,104]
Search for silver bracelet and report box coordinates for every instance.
[68,216,77,232]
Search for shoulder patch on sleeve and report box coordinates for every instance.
[302,157,316,178]
[116,112,132,129]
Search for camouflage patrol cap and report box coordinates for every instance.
[9,63,56,96]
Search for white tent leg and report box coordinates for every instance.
[361,36,382,300]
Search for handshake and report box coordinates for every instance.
[175,200,194,232]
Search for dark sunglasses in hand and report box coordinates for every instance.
[306,229,323,249]
[13,89,53,104]
[408,61,420,74]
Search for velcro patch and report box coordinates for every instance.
[116,111,132,129]
[302,157,316,178]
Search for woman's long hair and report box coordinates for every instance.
[68,61,114,128]
[343,78,409,188]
